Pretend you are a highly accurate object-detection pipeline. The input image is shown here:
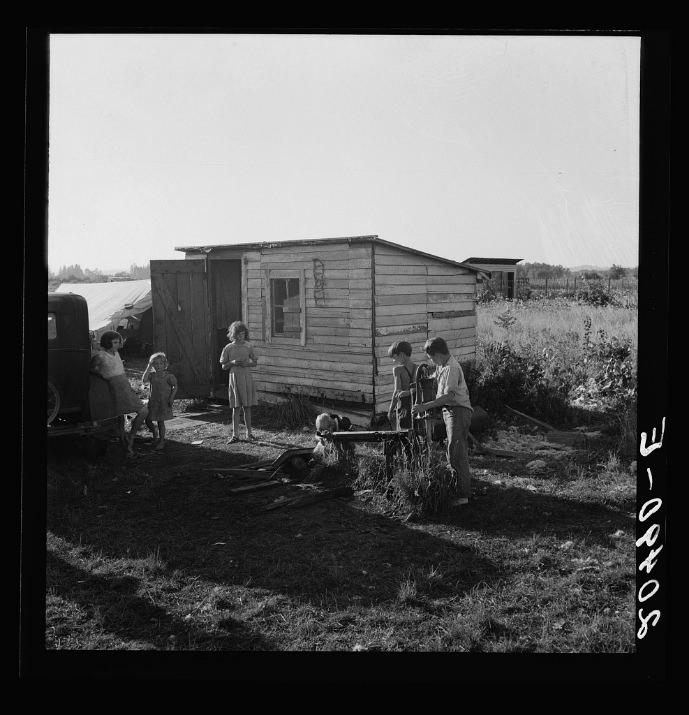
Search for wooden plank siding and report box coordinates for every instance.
[213,241,376,405]
[177,237,478,414]
[372,244,477,409]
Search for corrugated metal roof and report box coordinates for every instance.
[174,235,486,273]
[54,280,152,334]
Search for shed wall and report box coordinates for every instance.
[193,239,478,413]
[210,242,376,405]
[372,243,477,408]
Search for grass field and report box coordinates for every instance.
[38,298,640,671]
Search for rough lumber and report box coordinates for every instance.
[469,431,533,459]
[261,486,354,511]
[504,404,556,432]
[227,480,284,494]
[210,468,281,478]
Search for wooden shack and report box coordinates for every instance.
[463,257,522,299]
[150,236,485,421]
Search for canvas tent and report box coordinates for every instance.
[54,280,153,350]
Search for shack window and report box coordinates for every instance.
[271,277,301,337]
[48,313,57,340]
[265,268,305,345]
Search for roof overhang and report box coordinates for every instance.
[175,235,487,274]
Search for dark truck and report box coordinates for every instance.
[48,292,119,451]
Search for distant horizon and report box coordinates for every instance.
[48,259,638,276]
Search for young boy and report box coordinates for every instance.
[386,341,417,430]
[411,337,473,507]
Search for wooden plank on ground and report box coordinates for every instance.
[468,431,533,458]
[261,486,354,511]
[504,404,556,432]
[210,468,280,478]
[228,480,284,494]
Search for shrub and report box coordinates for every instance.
[575,282,621,307]
[476,285,499,304]
[581,317,636,405]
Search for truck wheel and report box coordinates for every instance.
[47,382,60,425]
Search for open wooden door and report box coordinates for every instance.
[150,259,213,398]
[209,260,243,390]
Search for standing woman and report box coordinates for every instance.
[89,330,149,455]
[219,321,258,443]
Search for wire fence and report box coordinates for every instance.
[479,276,639,307]
[518,276,638,294]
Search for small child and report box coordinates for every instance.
[142,352,178,451]
[312,413,355,462]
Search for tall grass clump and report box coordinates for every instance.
[255,392,320,430]
[354,446,459,517]
[391,448,458,516]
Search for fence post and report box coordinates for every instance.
[608,276,611,293]
[545,277,548,296]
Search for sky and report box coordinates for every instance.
[46,32,641,274]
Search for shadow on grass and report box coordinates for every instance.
[46,436,500,611]
[435,472,635,544]
[42,431,634,664]
[45,550,276,652]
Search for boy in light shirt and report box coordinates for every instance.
[411,337,473,506]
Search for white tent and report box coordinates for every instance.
[54,280,152,337]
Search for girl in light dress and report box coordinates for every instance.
[219,321,258,443]
[142,352,178,451]
[89,330,149,455]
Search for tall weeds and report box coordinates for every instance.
[354,444,459,517]
[470,298,637,423]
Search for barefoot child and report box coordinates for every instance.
[142,352,178,450]
[219,321,258,442]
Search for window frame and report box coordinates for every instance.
[264,268,306,345]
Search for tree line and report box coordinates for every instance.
[517,263,637,281]
[49,260,636,284]
[49,262,151,283]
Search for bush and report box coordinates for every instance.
[476,285,499,304]
[575,282,621,307]
[465,341,569,420]
[580,317,636,406]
